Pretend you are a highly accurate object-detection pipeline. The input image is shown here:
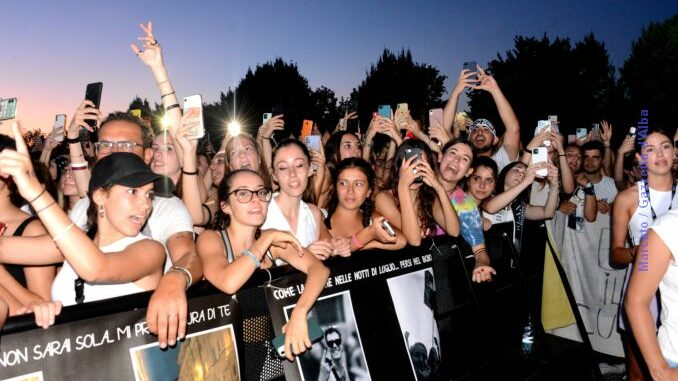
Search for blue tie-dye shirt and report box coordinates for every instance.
[448,186,485,246]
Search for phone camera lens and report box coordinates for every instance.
[533,149,539,154]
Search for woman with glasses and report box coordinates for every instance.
[325,157,406,251]
[263,139,350,260]
[0,126,168,328]
[197,169,330,361]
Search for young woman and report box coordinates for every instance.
[0,134,55,314]
[0,126,167,328]
[436,139,495,283]
[196,169,330,361]
[262,139,350,260]
[466,156,499,231]
[612,130,677,381]
[375,139,460,247]
[325,157,406,251]
[483,161,560,253]
[626,211,678,379]
[318,131,363,208]
[151,132,182,189]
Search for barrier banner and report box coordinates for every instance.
[265,247,441,381]
[0,293,240,381]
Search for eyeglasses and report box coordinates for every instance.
[74,277,85,304]
[326,339,342,348]
[228,188,272,203]
[469,176,495,186]
[94,141,143,154]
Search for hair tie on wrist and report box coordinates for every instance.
[181,169,198,176]
[161,91,175,99]
[165,104,180,112]
[28,188,47,204]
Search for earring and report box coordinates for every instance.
[98,205,105,218]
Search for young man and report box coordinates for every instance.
[442,66,521,172]
[550,140,624,357]
[612,129,676,381]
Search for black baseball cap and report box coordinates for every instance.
[88,152,174,196]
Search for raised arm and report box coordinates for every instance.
[615,137,635,189]
[611,189,636,267]
[474,66,520,160]
[64,100,100,197]
[175,110,210,225]
[397,157,425,246]
[600,120,615,177]
[443,70,477,138]
[549,133,574,194]
[525,164,560,220]
[421,162,459,236]
[485,164,540,213]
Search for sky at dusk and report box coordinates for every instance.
[1,0,676,134]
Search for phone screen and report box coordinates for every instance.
[463,61,478,81]
[377,105,391,119]
[305,135,321,152]
[183,95,205,140]
[0,98,18,121]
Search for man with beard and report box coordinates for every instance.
[319,327,349,381]
[550,140,625,358]
[442,66,521,172]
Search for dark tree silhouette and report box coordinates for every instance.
[620,14,678,129]
[353,49,447,128]
[468,33,617,144]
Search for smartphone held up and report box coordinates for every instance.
[183,95,205,140]
[84,82,103,129]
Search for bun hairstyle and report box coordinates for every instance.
[272,139,316,204]
[325,157,376,229]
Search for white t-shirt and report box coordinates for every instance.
[69,196,194,272]
[491,145,517,173]
[650,210,678,362]
[51,233,149,306]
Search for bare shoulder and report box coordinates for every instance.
[128,238,164,256]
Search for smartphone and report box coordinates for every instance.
[429,108,443,130]
[301,120,313,141]
[53,114,67,143]
[534,120,551,135]
[84,82,103,129]
[405,148,423,183]
[263,113,272,125]
[182,95,205,140]
[576,128,587,140]
[591,123,600,134]
[463,61,478,81]
[0,98,18,121]
[347,118,359,133]
[273,317,324,359]
[396,103,408,117]
[305,135,321,152]
[629,126,637,139]
[381,219,396,237]
[377,105,391,119]
[271,105,285,143]
[531,147,548,177]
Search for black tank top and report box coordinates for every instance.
[5,216,39,287]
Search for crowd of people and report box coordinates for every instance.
[1,22,677,379]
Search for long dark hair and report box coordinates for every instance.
[272,139,315,204]
[463,156,498,194]
[325,158,376,229]
[212,169,264,231]
[497,161,530,203]
[325,131,360,170]
[390,139,438,235]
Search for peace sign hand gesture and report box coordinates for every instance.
[0,123,43,201]
[130,21,163,69]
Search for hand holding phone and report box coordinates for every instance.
[53,114,67,143]
[0,98,18,121]
[84,82,103,129]
[381,219,396,237]
[531,147,548,177]
[182,95,205,140]
[305,135,321,152]
[463,61,478,81]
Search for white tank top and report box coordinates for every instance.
[261,197,318,247]
[628,181,677,245]
[51,233,150,306]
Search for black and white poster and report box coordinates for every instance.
[388,269,441,381]
[282,291,370,381]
